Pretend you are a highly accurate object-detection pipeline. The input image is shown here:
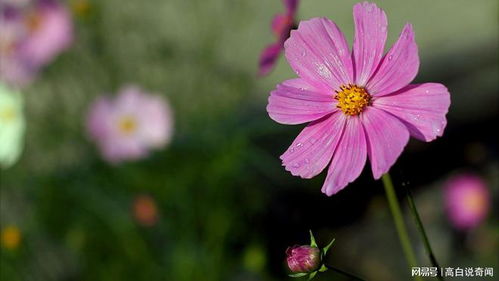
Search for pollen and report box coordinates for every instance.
[334,84,371,116]
[25,12,42,33]
[118,116,137,135]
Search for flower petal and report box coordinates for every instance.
[361,107,409,179]
[258,43,282,76]
[281,112,346,179]
[321,116,367,196]
[267,78,337,125]
[283,0,298,15]
[367,24,419,96]
[373,83,450,141]
[86,97,113,141]
[352,2,388,86]
[284,17,353,92]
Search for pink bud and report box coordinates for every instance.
[286,245,321,273]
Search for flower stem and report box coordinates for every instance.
[405,187,444,281]
[382,173,422,281]
[325,264,367,281]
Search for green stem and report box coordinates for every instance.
[325,264,367,281]
[382,173,422,281]
[405,187,444,281]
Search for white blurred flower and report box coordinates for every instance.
[0,83,25,168]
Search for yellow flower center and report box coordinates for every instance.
[118,116,137,135]
[463,193,485,214]
[335,84,371,116]
[0,107,16,122]
[25,12,42,33]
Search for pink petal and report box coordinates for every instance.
[321,116,367,196]
[281,112,346,179]
[258,43,282,76]
[86,97,113,141]
[100,138,148,164]
[373,83,450,141]
[267,78,337,125]
[271,14,292,38]
[20,2,73,67]
[283,0,298,15]
[137,95,174,148]
[361,107,409,179]
[367,24,419,96]
[352,2,387,86]
[284,17,353,92]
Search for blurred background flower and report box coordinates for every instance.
[444,173,490,231]
[0,0,497,281]
[0,84,25,168]
[1,225,22,250]
[86,85,173,163]
[0,0,72,87]
[258,0,298,76]
[132,194,159,227]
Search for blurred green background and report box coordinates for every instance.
[1,0,498,280]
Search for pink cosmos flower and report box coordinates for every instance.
[86,85,173,163]
[0,0,73,87]
[267,2,451,196]
[444,174,490,230]
[258,0,298,76]
[286,245,321,273]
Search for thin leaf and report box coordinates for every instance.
[309,230,317,248]
[289,273,308,278]
[318,264,328,272]
[322,238,336,255]
[307,271,317,280]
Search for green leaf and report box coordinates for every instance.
[322,238,335,255]
[289,273,308,278]
[318,264,328,272]
[309,230,317,248]
[307,271,317,280]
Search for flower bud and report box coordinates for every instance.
[286,245,321,273]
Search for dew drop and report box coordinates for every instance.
[388,55,393,60]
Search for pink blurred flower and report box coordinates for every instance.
[258,0,298,76]
[0,0,73,87]
[444,174,490,230]
[86,85,173,163]
[132,194,159,227]
[286,245,321,273]
[267,2,451,195]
